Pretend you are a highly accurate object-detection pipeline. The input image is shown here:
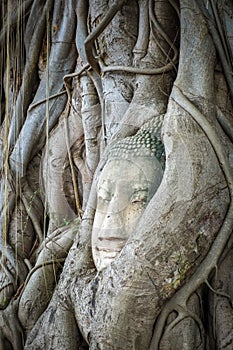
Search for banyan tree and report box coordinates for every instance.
[0,0,233,349]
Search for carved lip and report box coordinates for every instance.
[94,247,122,260]
[95,247,121,253]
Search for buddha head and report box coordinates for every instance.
[92,122,164,271]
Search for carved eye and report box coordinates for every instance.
[131,190,148,204]
[98,187,111,203]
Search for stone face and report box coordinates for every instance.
[92,156,163,271]
[91,117,165,271]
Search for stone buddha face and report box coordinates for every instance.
[92,155,163,271]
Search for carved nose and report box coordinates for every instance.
[98,212,126,240]
[103,211,122,227]
[106,192,128,214]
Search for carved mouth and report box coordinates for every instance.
[96,246,121,254]
[95,248,121,260]
[95,238,125,253]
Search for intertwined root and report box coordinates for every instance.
[0,300,24,350]
[0,249,28,310]
[149,84,233,349]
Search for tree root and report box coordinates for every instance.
[216,106,233,143]
[132,0,150,64]
[164,306,205,349]
[8,0,52,150]
[22,258,65,292]
[28,90,67,112]
[27,49,90,115]
[149,0,179,71]
[0,244,27,285]
[84,0,125,74]
[0,249,28,309]
[168,0,180,18]
[9,0,77,179]
[205,279,232,306]
[98,58,178,75]
[198,0,233,105]
[0,0,33,48]
[74,0,104,112]
[90,0,179,76]
[0,300,24,350]
[149,86,233,349]
[20,190,43,245]
[62,65,93,218]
